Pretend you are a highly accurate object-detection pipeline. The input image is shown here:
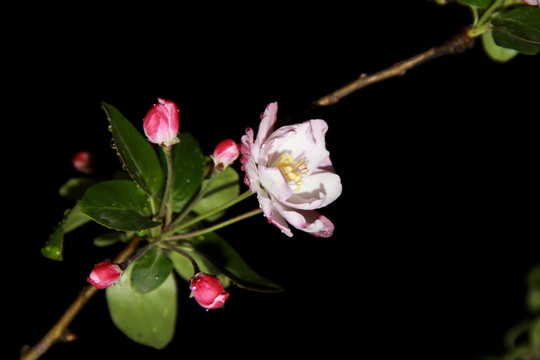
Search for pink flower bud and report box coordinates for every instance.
[143,98,180,147]
[87,261,124,289]
[72,151,94,174]
[189,272,229,310]
[211,139,240,171]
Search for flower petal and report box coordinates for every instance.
[240,128,260,192]
[254,102,278,153]
[275,204,335,238]
[284,171,342,210]
[264,120,330,168]
[257,190,293,237]
[304,213,335,238]
[258,165,293,202]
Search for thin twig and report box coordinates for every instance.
[20,237,141,360]
[277,27,475,128]
[314,28,474,107]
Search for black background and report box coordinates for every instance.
[9,1,539,359]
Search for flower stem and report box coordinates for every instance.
[159,146,174,225]
[122,240,157,267]
[161,242,200,274]
[166,208,263,241]
[162,190,255,238]
[165,166,218,232]
[470,0,504,37]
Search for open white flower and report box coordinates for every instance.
[240,102,342,237]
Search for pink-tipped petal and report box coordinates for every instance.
[239,102,341,237]
[254,102,278,151]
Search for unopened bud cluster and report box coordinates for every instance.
[87,98,240,310]
[88,262,229,310]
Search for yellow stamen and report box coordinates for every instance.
[274,153,309,192]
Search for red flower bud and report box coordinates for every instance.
[189,272,229,310]
[87,261,124,289]
[143,98,180,147]
[212,139,240,172]
[72,151,94,174]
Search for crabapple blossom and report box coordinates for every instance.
[240,102,342,237]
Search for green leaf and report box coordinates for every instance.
[492,6,540,55]
[504,320,533,349]
[59,177,102,201]
[526,289,540,314]
[526,265,540,313]
[530,317,540,347]
[502,346,532,360]
[482,30,519,62]
[192,167,240,221]
[106,264,177,349]
[527,264,540,288]
[42,222,64,261]
[63,202,92,233]
[93,231,131,247]
[80,180,160,231]
[459,0,494,9]
[41,204,91,261]
[191,232,283,292]
[130,246,173,293]
[102,102,164,198]
[170,133,205,212]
